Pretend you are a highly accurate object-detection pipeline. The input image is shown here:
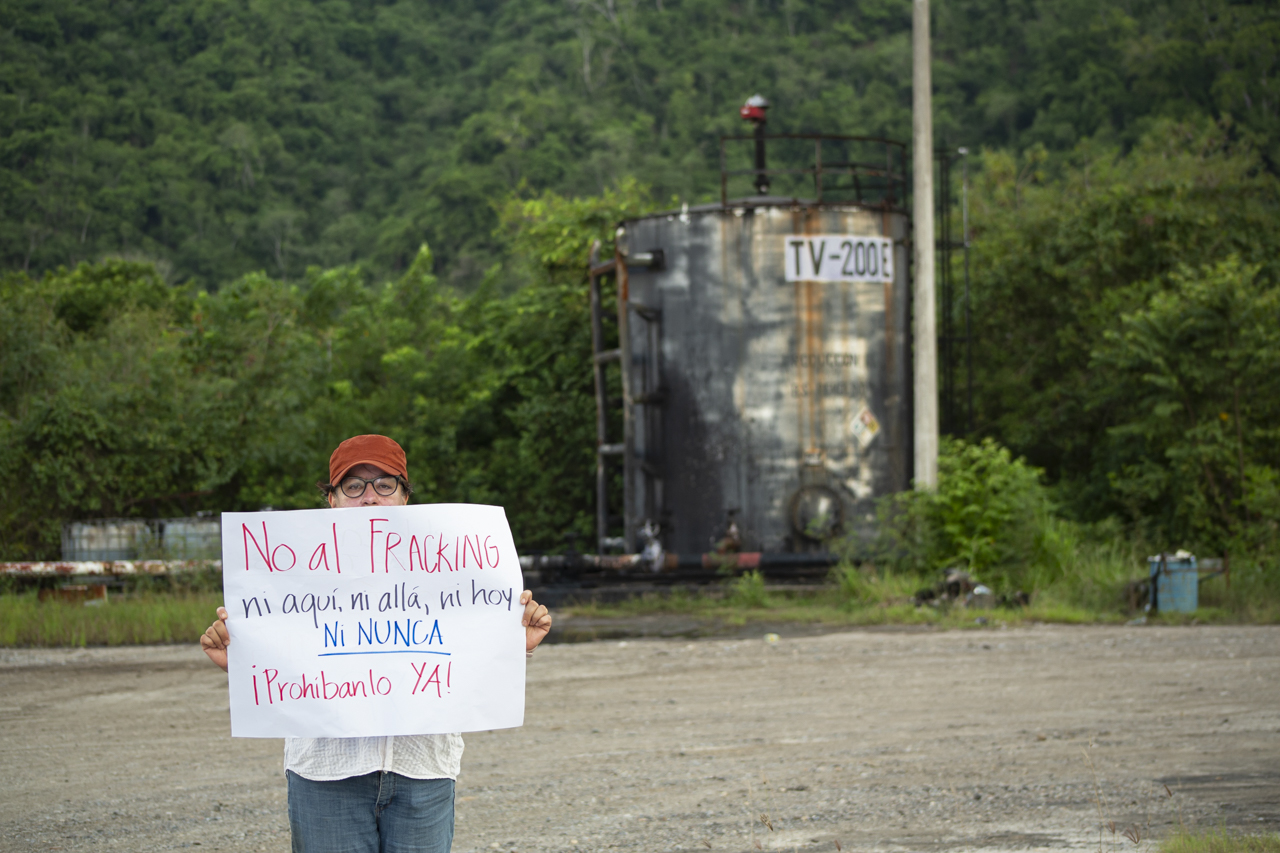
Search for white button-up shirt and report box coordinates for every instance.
[282,650,531,781]
[285,734,463,781]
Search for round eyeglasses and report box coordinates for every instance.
[337,475,403,499]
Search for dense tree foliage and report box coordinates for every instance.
[964,119,1280,554]
[0,183,646,559]
[2,0,1276,286]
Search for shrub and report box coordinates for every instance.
[869,437,1064,593]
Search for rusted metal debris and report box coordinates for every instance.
[38,584,109,604]
[4,554,837,588]
[910,569,1030,609]
[0,559,220,576]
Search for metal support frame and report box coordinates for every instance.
[936,148,973,437]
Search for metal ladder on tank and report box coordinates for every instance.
[588,240,664,554]
[588,242,627,553]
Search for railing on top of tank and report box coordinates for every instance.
[718,134,908,208]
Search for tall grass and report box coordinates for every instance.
[831,564,922,606]
[5,513,1275,647]
[0,590,221,647]
[1030,524,1147,612]
[1162,828,1280,853]
[1209,557,1280,623]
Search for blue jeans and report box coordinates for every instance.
[287,770,455,853]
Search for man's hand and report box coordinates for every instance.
[200,606,231,672]
[519,590,551,652]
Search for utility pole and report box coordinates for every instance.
[912,0,938,490]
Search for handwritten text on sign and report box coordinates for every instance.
[221,504,525,739]
[783,235,894,283]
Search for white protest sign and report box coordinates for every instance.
[220,504,525,739]
[783,235,894,283]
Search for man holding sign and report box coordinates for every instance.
[200,434,552,853]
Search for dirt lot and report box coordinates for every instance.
[0,623,1276,853]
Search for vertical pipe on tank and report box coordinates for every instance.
[814,139,823,202]
[739,94,770,197]
[805,280,823,456]
[617,248,637,551]
[720,139,728,207]
[939,152,953,436]
[754,122,769,196]
[589,241,609,550]
[961,148,974,434]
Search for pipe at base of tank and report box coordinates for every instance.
[519,551,844,574]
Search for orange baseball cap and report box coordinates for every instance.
[328,434,408,485]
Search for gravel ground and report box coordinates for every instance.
[0,624,1276,852]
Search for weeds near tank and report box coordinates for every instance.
[832,564,871,603]
[728,571,769,608]
[561,560,1280,627]
[830,565,917,608]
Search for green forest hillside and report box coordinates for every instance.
[4,0,1276,287]
[3,0,1280,594]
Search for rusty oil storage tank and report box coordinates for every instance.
[601,132,911,556]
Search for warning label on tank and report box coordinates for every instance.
[852,407,881,447]
[784,235,894,283]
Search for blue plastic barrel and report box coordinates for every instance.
[1149,554,1198,613]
